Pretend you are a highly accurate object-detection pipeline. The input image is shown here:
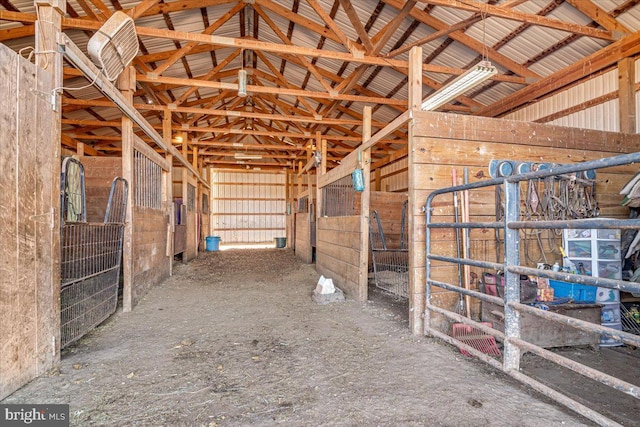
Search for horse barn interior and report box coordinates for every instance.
[2,0,640,425]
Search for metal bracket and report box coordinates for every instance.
[31,88,58,111]
[30,208,55,229]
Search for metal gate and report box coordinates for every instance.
[424,152,640,426]
[60,158,127,348]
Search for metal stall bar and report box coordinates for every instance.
[424,151,640,426]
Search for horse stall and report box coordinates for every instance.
[59,158,127,349]
[79,137,172,311]
[368,192,408,298]
[294,168,317,263]
[173,167,198,261]
[375,46,640,425]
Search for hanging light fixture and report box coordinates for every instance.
[421,61,497,111]
[238,69,247,97]
[234,152,262,160]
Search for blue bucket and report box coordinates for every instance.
[205,236,221,251]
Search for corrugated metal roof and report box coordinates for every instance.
[1,0,639,163]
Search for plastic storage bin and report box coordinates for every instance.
[549,280,597,303]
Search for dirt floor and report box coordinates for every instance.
[2,249,636,426]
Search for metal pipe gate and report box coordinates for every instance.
[424,152,640,426]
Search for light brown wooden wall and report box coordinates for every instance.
[132,207,170,306]
[370,191,407,249]
[316,216,363,300]
[81,156,122,222]
[295,213,313,263]
[0,45,59,399]
[408,111,640,335]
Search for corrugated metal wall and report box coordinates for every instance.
[211,170,286,243]
[505,58,640,132]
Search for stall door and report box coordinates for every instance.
[0,44,59,399]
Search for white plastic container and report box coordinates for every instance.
[600,322,623,347]
[596,287,620,302]
[600,302,621,323]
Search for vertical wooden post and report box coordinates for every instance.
[285,169,291,247]
[619,58,636,134]
[375,168,382,191]
[359,106,372,302]
[162,110,173,276]
[318,138,327,220]
[408,46,423,335]
[35,0,64,376]
[118,65,136,312]
[192,144,200,252]
[181,132,189,262]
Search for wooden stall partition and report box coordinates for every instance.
[200,185,211,250]
[0,43,60,399]
[80,156,123,222]
[184,173,199,261]
[130,136,171,307]
[316,145,366,299]
[409,110,640,335]
[295,187,314,264]
[370,191,408,248]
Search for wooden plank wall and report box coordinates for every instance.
[80,156,122,222]
[295,213,312,263]
[316,216,363,299]
[132,207,170,306]
[370,191,407,249]
[408,111,640,335]
[185,174,198,261]
[0,45,58,399]
[287,213,295,250]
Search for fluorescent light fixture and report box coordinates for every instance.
[234,153,262,160]
[238,69,247,97]
[421,61,497,111]
[174,136,183,143]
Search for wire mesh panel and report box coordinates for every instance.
[321,175,360,217]
[60,223,124,347]
[60,178,127,348]
[105,177,127,223]
[369,210,409,298]
[187,183,196,211]
[134,150,162,210]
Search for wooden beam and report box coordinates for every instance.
[127,0,161,19]
[357,106,372,302]
[618,57,636,134]
[565,0,631,35]
[408,46,422,336]
[370,0,416,54]
[338,0,374,52]
[138,72,406,106]
[382,0,540,80]
[253,4,333,93]
[118,65,135,313]
[306,0,363,56]
[152,2,243,76]
[478,30,640,117]
[419,0,616,40]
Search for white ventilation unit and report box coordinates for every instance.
[87,11,139,81]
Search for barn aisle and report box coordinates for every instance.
[3,249,589,426]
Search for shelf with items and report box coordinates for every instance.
[563,226,623,347]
